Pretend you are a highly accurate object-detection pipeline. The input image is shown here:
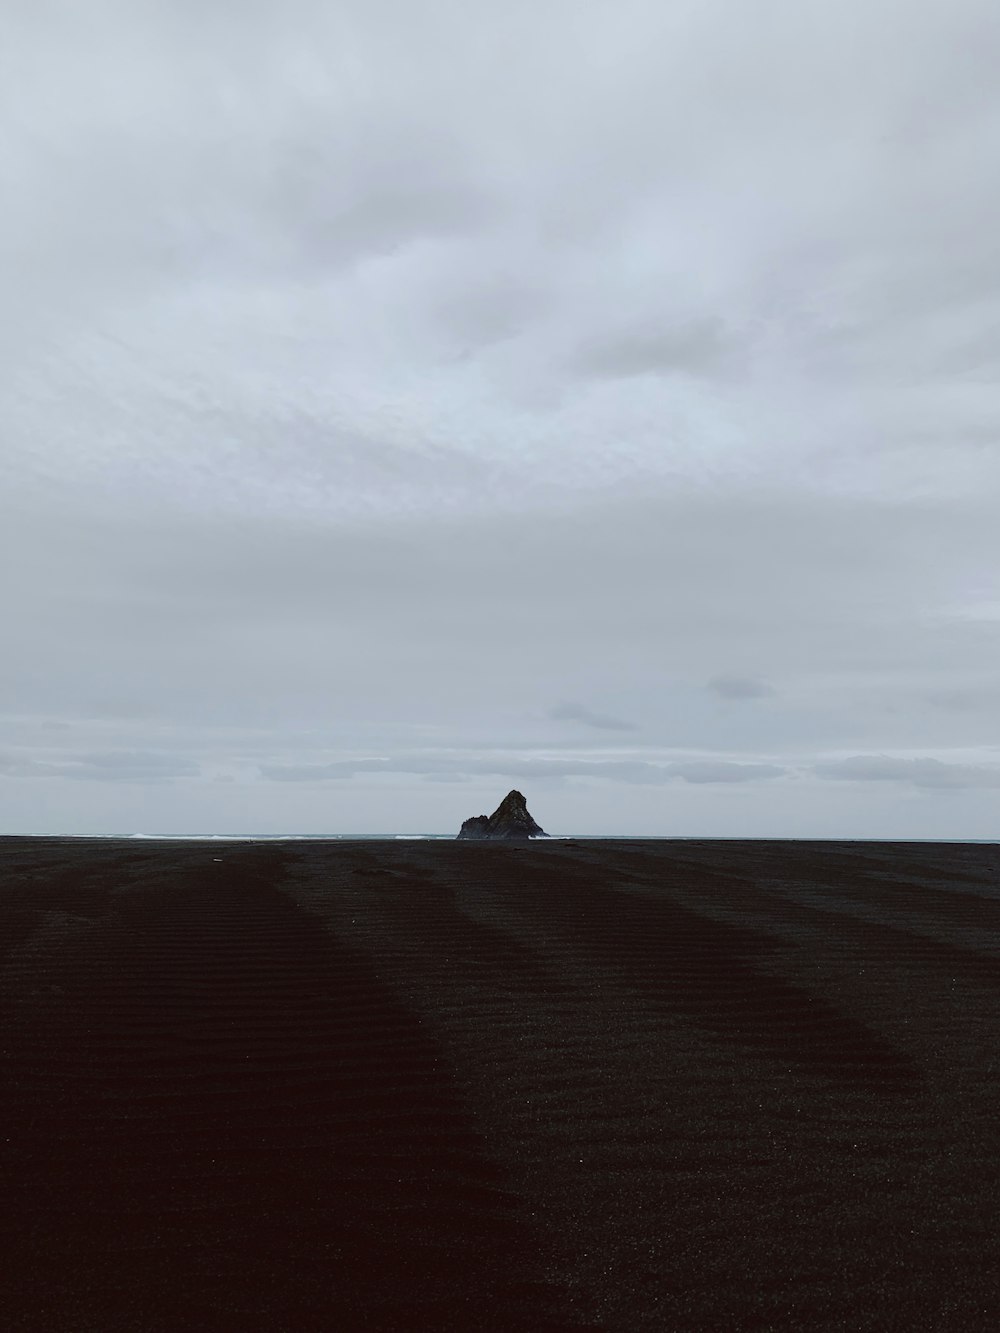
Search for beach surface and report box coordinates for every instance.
[2,836,1000,1331]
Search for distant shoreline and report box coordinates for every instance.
[3,832,999,845]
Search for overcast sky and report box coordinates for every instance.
[3,0,1000,836]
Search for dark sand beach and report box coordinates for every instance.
[2,837,1000,1331]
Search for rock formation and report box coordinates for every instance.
[457,815,492,839]
[457,790,547,840]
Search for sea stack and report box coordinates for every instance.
[457,790,547,840]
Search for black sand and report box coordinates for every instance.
[2,837,1000,1331]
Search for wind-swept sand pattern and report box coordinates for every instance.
[3,838,1000,1330]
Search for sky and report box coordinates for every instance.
[3,0,1000,836]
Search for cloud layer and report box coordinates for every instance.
[3,1,1000,834]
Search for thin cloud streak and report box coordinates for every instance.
[814,756,1000,790]
[707,676,774,701]
[549,703,637,732]
[258,754,787,786]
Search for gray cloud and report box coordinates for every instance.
[569,318,737,381]
[0,750,199,783]
[259,760,392,782]
[926,686,1000,713]
[814,756,1000,790]
[549,703,636,731]
[707,676,774,701]
[666,761,785,785]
